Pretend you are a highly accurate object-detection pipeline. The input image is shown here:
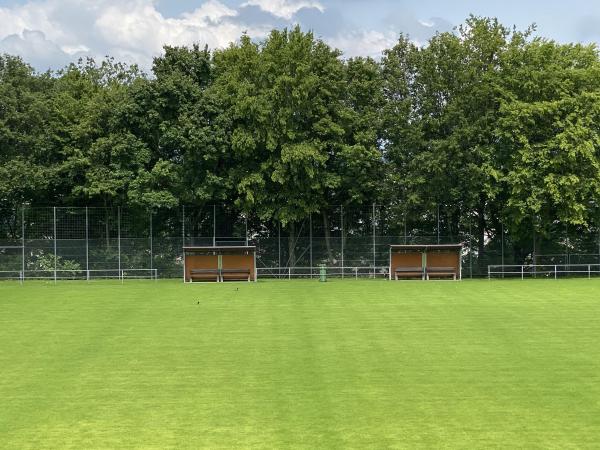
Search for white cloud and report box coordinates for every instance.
[0,0,270,71]
[61,44,90,55]
[0,29,77,69]
[0,0,448,71]
[329,29,399,59]
[242,0,324,20]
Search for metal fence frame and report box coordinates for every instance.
[3,204,600,281]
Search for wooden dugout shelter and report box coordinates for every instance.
[389,244,462,280]
[183,246,256,282]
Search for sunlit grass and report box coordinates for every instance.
[1,278,600,448]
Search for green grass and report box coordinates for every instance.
[1,279,600,449]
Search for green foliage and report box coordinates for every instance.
[3,17,600,253]
[27,250,81,273]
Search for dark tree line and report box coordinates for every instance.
[3,16,600,262]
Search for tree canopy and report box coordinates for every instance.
[2,17,600,259]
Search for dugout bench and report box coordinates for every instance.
[389,244,462,280]
[184,246,256,282]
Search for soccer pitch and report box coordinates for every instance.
[1,279,600,449]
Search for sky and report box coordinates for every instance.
[1,0,600,72]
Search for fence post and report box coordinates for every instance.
[149,210,153,272]
[341,206,344,279]
[53,206,57,283]
[437,204,440,244]
[532,225,536,278]
[589,264,591,279]
[565,223,569,267]
[469,220,473,279]
[85,207,89,281]
[182,206,185,282]
[501,222,504,277]
[372,203,376,278]
[118,207,121,282]
[309,214,313,279]
[554,264,557,280]
[521,265,524,280]
[213,204,216,247]
[21,206,25,283]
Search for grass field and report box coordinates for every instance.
[1,279,600,449]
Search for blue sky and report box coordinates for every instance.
[1,0,600,71]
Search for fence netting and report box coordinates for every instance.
[2,205,600,279]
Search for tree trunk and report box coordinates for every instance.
[322,211,333,263]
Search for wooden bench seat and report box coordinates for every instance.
[394,266,424,280]
[190,268,220,282]
[221,268,251,282]
[426,267,457,280]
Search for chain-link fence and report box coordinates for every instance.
[1,205,599,280]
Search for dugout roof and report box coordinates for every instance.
[183,246,256,255]
[390,244,462,252]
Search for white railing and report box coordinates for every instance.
[0,268,158,283]
[256,266,389,279]
[0,270,24,283]
[488,264,600,280]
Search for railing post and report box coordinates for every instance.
[554,265,557,280]
[521,266,524,280]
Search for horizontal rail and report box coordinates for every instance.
[488,264,600,280]
[257,266,389,279]
[0,268,158,283]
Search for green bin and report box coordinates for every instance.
[319,264,327,282]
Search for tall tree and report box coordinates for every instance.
[213,28,346,264]
[497,40,600,251]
